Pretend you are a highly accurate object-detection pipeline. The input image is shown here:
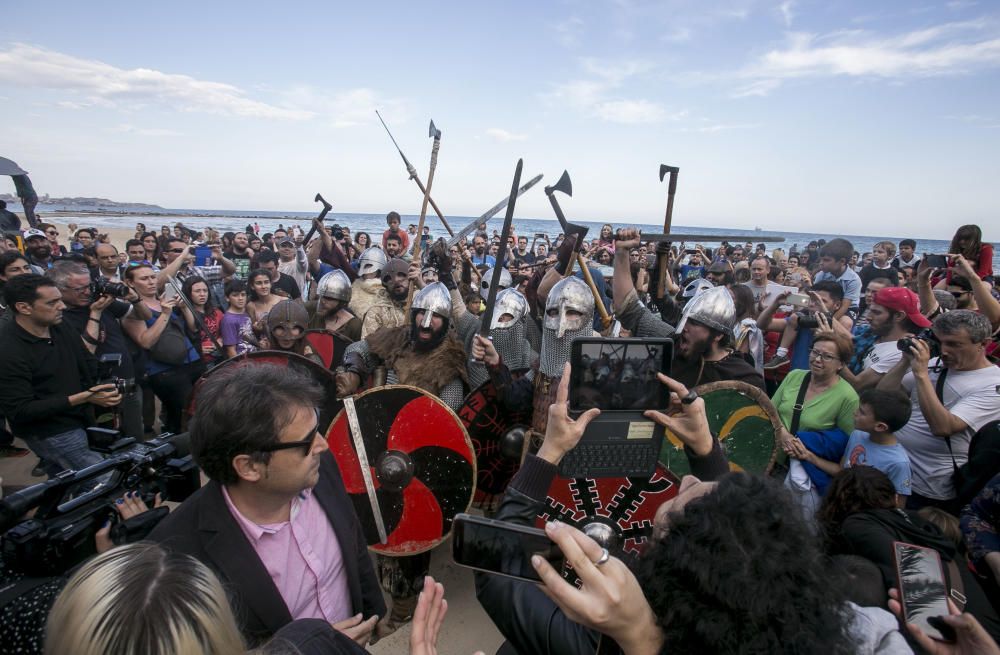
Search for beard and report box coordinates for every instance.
[475,246,485,255]
[675,332,712,362]
[411,321,448,352]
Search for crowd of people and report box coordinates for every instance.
[1,207,999,655]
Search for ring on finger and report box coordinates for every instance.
[594,548,610,567]
[681,390,699,405]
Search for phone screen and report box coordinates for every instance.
[194,246,212,267]
[924,254,948,269]
[894,542,955,642]
[570,339,671,412]
[452,514,563,582]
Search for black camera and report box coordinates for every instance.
[91,276,131,299]
[331,224,345,241]
[96,353,136,396]
[796,311,833,329]
[897,328,941,359]
[0,431,199,576]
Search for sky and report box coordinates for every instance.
[1,0,999,239]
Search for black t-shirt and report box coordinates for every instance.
[271,273,301,300]
[62,301,137,380]
[859,264,899,291]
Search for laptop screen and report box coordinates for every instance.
[570,339,671,412]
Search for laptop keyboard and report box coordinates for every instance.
[559,443,659,479]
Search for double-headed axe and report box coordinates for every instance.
[544,170,589,277]
[404,120,442,314]
[655,164,680,299]
[302,193,333,246]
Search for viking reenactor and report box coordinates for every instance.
[347,246,389,320]
[263,299,323,366]
[359,257,410,338]
[305,269,362,341]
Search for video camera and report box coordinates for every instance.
[0,430,199,577]
[796,310,834,330]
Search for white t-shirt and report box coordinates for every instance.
[896,362,1000,499]
[862,340,903,374]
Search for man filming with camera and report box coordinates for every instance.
[0,274,122,476]
[48,261,147,440]
[877,310,1000,514]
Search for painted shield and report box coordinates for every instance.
[187,350,340,432]
[304,329,353,370]
[326,385,476,556]
[457,379,531,512]
[659,380,780,477]
[535,464,678,559]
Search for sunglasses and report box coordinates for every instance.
[950,290,969,298]
[256,409,321,456]
[46,231,59,236]
[169,248,186,254]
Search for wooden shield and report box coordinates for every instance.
[326,385,476,556]
[535,464,678,558]
[187,350,340,432]
[304,329,353,370]
[457,379,531,512]
[659,380,780,477]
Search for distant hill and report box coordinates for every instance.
[0,193,165,211]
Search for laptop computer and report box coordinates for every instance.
[560,337,672,479]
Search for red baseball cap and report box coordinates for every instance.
[873,287,931,328]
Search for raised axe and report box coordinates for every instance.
[446,174,544,248]
[544,170,589,277]
[473,159,524,362]
[302,193,333,245]
[404,120,442,315]
[376,110,454,237]
[655,164,679,299]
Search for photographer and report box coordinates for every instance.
[0,275,121,476]
[878,310,1000,514]
[156,236,234,294]
[761,281,853,371]
[48,261,147,440]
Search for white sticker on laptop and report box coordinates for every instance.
[626,422,655,440]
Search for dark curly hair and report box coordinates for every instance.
[636,473,854,654]
[817,467,897,546]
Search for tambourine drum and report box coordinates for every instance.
[304,329,353,370]
[326,385,475,556]
[187,350,340,432]
[535,464,678,559]
[457,379,531,512]
[659,380,779,477]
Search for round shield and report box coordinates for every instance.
[659,380,779,477]
[326,385,475,556]
[187,350,340,432]
[535,464,678,559]
[457,379,531,512]
[304,328,353,370]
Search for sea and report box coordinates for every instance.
[13,201,997,270]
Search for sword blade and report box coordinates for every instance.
[447,174,543,247]
[344,397,388,544]
[478,160,523,338]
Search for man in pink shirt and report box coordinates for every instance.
[149,364,385,647]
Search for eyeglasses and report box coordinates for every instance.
[256,409,321,456]
[808,348,840,363]
[64,283,91,293]
[46,231,59,236]
[950,290,969,298]
[168,248,186,254]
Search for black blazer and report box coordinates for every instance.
[149,451,386,645]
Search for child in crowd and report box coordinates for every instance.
[841,388,913,500]
[219,279,253,358]
[381,210,409,252]
[813,238,863,322]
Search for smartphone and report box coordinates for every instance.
[787,292,811,308]
[893,541,956,643]
[452,513,564,583]
[684,248,699,255]
[194,245,212,267]
[161,283,180,303]
[924,254,949,269]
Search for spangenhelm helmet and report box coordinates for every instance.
[411,282,452,328]
[267,299,310,336]
[676,284,736,336]
[358,247,389,277]
[479,267,513,301]
[544,276,594,338]
[316,269,352,303]
[491,287,528,330]
[682,278,714,299]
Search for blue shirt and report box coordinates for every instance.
[842,430,912,495]
[471,254,496,268]
[814,267,862,309]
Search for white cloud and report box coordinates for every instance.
[778,1,795,27]
[737,19,1000,95]
[687,122,759,133]
[553,16,585,48]
[0,43,315,120]
[108,123,183,137]
[484,127,527,142]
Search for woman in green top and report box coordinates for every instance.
[773,332,859,449]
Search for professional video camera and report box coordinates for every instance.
[0,430,199,577]
[897,327,941,360]
[91,276,131,299]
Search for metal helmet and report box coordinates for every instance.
[411,282,452,328]
[682,278,714,299]
[479,267,513,301]
[316,269,352,303]
[544,276,595,338]
[491,287,528,330]
[676,284,736,336]
[358,247,389,277]
[267,299,310,336]
[381,257,410,283]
